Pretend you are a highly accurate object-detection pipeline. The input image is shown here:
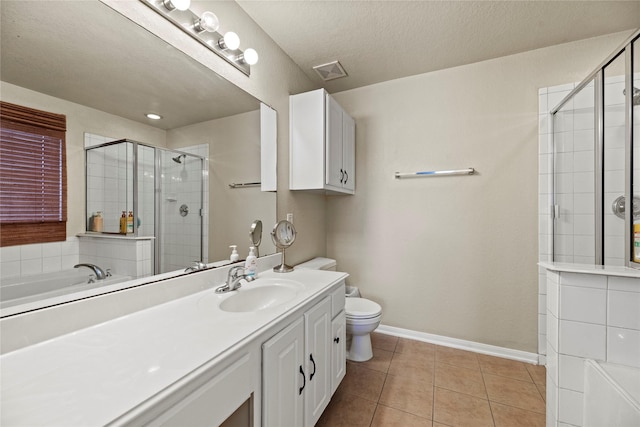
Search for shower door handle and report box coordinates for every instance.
[553,205,559,219]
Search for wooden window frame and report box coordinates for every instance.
[0,101,67,247]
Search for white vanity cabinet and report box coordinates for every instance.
[290,89,356,195]
[329,286,346,395]
[263,285,347,427]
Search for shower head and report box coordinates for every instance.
[623,86,640,106]
[172,154,186,164]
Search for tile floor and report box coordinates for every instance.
[317,332,546,427]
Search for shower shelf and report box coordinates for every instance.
[395,168,475,179]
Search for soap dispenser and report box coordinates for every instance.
[229,245,239,262]
[245,246,257,278]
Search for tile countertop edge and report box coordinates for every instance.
[539,262,640,278]
[0,268,348,426]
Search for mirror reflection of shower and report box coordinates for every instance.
[172,154,186,163]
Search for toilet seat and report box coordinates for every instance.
[345,298,382,319]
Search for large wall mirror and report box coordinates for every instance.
[0,0,276,313]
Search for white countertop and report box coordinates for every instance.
[0,268,347,426]
[539,261,640,278]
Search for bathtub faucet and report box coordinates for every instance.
[74,263,108,280]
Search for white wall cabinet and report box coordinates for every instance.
[290,89,356,195]
[263,295,340,427]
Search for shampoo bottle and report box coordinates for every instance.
[127,211,134,233]
[245,246,257,278]
[229,245,239,262]
[120,211,127,234]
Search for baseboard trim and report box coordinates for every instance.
[376,324,541,365]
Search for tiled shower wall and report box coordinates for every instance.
[159,145,209,273]
[538,75,637,359]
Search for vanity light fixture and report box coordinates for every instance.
[218,32,240,50]
[237,48,259,66]
[141,0,257,75]
[194,11,219,33]
[162,0,190,11]
[146,113,162,120]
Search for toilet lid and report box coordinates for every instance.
[346,298,382,318]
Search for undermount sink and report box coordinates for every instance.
[218,279,304,313]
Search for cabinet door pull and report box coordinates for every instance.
[334,337,340,343]
[340,169,344,184]
[299,365,306,395]
[309,353,316,381]
[344,170,348,184]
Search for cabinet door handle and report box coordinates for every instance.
[299,365,306,395]
[309,353,316,381]
[334,337,340,343]
[344,170,348,184]
[340,169,344,184]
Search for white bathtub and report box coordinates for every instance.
[584,359,640,427]
[0,269,131,310]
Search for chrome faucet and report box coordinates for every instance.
[185,260,207,272]
[74,263,108,280]
[215,266,255,293]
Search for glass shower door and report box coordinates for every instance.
[157,150,204,273]
[552,81,596,264]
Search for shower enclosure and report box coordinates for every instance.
[550,30,639,267]
[85,139,204,274]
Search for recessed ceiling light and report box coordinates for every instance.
[146,113,162,120]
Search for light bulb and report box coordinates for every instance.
[238,48,259,65]
[219,32,240,50]
[163,0,190,11]
[146,113,162,120]
[194,11,219,32]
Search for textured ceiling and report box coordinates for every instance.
[237,0,640,93]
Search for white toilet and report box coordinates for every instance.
[295,257,382,362]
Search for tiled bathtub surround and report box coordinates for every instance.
[543,265,640,427]
[0,238,80,280]
[318,332,546,427]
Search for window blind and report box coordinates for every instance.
[0,101,67,246]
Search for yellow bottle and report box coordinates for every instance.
[120,211,127,234]
[634,224,640,263]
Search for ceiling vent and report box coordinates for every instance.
[312,61,348,81]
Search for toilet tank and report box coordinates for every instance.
[294,257,337,271]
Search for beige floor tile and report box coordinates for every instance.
[316,392,377,427]
[525,364,546,386]
[536,382,546,402]
[483,373,546,414]
[433,387,494,427]
[395,337,436,356]
[478,354,533,382]
[436,345,480,370]
[388,350,435,382]
[435,361,487,399]
[338,363,387,402]
[371,332,399,352]
[379,373,434,420]
[491,401,546,427]
[371,405,433,427]
[353,348,394,373]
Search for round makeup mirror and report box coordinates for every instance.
[271,220,296,273]
[249,219,263,256]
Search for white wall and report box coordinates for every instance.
[327,31,633,353]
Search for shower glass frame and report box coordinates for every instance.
[84,139,205,274]
[550,29,639,268]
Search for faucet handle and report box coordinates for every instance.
[106,269,112,277]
